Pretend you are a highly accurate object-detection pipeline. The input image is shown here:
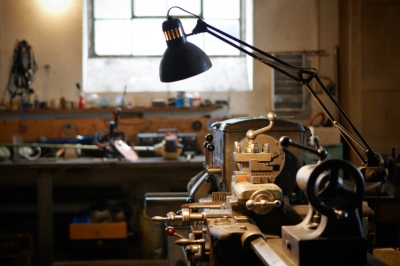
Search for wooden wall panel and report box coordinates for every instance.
[361,91,400,155]
[339,0,400,163]
[361,1,400,88]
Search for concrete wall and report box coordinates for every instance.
[0,0,83,106]
[252,0,339,123]
[0,0,338,122]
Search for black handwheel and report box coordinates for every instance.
[306,159,365,218]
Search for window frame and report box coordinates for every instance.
[88,0,245,58]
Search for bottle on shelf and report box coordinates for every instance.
[78,93,85,109]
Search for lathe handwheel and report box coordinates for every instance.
[306,159,365,218]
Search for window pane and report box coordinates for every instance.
[92,0,242,57]
[203,0,240,19]
[94,0,131,19]
[94,20,132,55]
[132,18,166,55]
[134,0,200,17]
[204,20,240,55]
[134,0,167,16]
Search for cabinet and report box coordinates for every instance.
[0,156,205,265]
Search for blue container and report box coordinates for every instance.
[175,98,185,107]
[175,97,192,107]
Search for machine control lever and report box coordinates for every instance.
[152,211,182,222]
[203,134,213,168]
[279,136,328,162]
[165,226,185,239]
[204,138,222,176]
[152,209,207,224]
[246,199,281,211]
[176,238,206,246]
[245,112,276,140]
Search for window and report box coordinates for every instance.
[91,0,241,56]
[84,0,252,94]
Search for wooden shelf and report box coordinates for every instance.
[0,105,226,120]
[0,105,222,114]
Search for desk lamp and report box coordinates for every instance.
[159,10,212,82]
[159,6,387,184]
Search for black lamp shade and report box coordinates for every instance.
[159,18,212,83]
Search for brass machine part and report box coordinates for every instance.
[232,112,285,185]
[152,208,207,225]
[245,112,276,140]
[148,113,314,265]
[245,190,282,215]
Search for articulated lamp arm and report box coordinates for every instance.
[161,7,386,182]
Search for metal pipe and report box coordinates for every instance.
[0,142,110,150]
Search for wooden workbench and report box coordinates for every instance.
[0,156,205,266]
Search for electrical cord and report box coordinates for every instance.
[167,6,201,20]
[308,112,325,126]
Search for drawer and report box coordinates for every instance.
[69,222,127,240]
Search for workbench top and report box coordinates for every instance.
[0,155,205,169]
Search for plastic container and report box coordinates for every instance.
[175,98,184,107]
[184,97,192,107]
